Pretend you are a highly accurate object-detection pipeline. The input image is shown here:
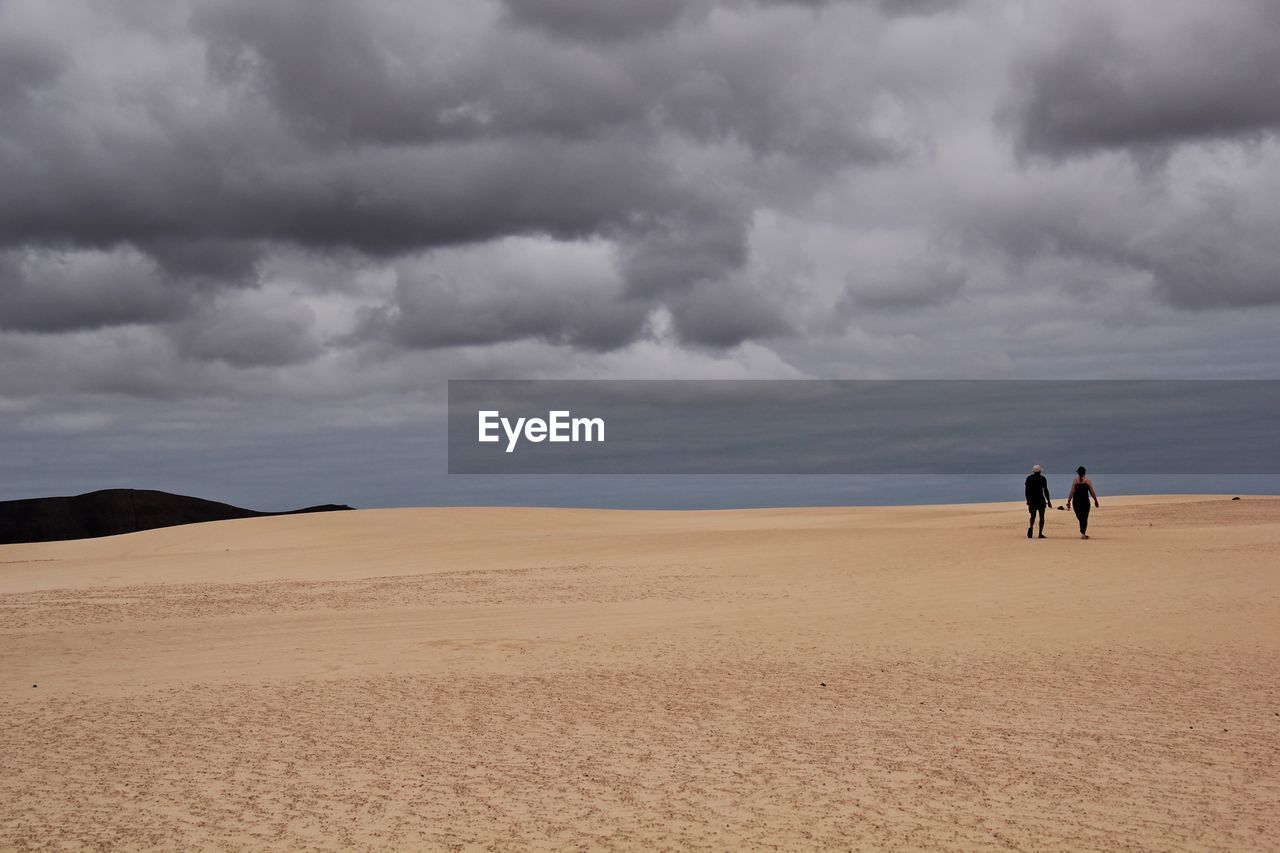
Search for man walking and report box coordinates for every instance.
[1025,464,1051,539]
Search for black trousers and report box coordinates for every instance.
[1028,504,1046,529]
[1074,503,1090,534]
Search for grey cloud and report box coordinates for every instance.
[200,0,686,146]
[498,0,964,45]
[0,248,188,333]
[0,32,64,108]
[4,4,652,253]
[195,0,479,146]
[953,153,1280,311]
[498,0,695,42]
[172,294,322,368]
[772,0,963,15]
[660,60,897,169]
[870,0,964,14]
[0,0,905,344]
[1134,200,1280,310]
[666,278,794,348]
[616,197,753,298]
[351,240,652,352]
[0,120,675,257]
[365,269,651,353]
[1,0,1278,456]
[1003,1,1280,159]
[838,256,966,314]
[143,238,265,287]
[0,326,197,400]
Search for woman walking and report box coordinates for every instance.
[1066,466,1100,539]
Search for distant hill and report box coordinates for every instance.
[0,489,353,545]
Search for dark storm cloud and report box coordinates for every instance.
[4,0,1280,514]
[0,0,913,354]
[0,125,676,257]
[143,238,265,287]
[0,0,1277,420]
[2,1,698,256]
[1003,1,1280,159]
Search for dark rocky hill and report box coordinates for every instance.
[0,489,353,545]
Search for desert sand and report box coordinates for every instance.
[2,495,1278,850]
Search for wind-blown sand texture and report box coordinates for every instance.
[2,496,1278,850]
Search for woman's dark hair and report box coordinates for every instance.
[1076,466,1087,476]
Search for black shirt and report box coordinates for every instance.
[1025,472,1051,506]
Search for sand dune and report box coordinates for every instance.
[2,496,1278,849]
[0,488,352,545]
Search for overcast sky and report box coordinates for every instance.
[2,0,1278,507]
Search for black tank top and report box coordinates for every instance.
[1073,479,1091,504]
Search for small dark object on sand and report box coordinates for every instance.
[32,684,37,688]
[1232,496,1241,501]
[820,682,826,687]
[1056,505,1066,511]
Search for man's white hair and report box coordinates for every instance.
[1032,464,1042,473]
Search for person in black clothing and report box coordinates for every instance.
[1025,464,1051,539]
[1066,465,1100,539]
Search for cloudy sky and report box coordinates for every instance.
[2,0,1278,507]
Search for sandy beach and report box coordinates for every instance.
[2,495,1278,850]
